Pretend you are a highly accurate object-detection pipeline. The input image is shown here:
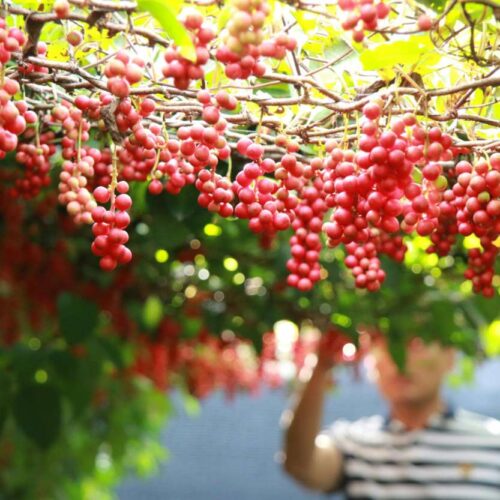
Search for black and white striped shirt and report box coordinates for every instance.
[325,408,500,499]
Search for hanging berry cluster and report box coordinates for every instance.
[162,10,215,89]
[91,181,133,271]
[338,0,390,42]
[1,0,498,297]
[216,0,296,79]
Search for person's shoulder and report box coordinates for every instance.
[448,408,500,437]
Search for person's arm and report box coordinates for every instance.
[281,355,344,493]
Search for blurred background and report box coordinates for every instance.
[2,183,499,499]
[117,358,500,500]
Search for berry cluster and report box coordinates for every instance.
[105,51,145,98]
[52,102,99,224]
[216,0,296,79]
[91,182,132,271]
[134,328,260,397]
[120,122,164,182]
[74,90,159,186]
[89,147,113,187]
[322,146,372,247]
[375,232,407,262]
[0,4,496,296]
[31,85,499,295]
[148,91,232,197]
[318,102,459,288]
[196,169,234,217]
[0,75,33,157]
[465,246,497,297]
[148,141,193,195]
[338,0,390,42]
[12,132,56,199]
[216,1,268,79]
[260,33,297,60]
[0,21,26,62]
[286,182,325,291]
[344,241,385,291]
[443,155,500,296]
[233,138,303,234]
[58,156,97,225]
[162,10,215,90]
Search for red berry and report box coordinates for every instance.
[362,102,381,120]
[417,14,433,31]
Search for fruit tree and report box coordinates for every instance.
[0,0,499,496]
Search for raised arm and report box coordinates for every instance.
[281,353,344,493]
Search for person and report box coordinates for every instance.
[281,332,500,499]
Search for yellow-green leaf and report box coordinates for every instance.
[360,35,437,71]
[491,102,500,121]
[483,320,500,356]
[293,10,317,32]
[41,23,65,43]
[445,4,462,27]
[142,295,164,330]
[83,27,115,50]
[46,40,70,62]
[137,0,196,62]
[217,4,232,30]
[418,0,447,12]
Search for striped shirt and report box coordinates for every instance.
[325,408,500,499]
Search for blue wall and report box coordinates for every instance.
[117,360,500,500]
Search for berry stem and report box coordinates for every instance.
[76,119,83,163]
[226,153,233,180]
[109,139,119,207]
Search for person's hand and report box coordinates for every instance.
[316,329,351,371]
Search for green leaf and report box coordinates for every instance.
[57,293,99,345]
[308,106,332,125]
[418,0,447,13]
[360,35,438,71]
[0,372,10,434]
[49,351,94,416]
[136,0,196,62]
[46,40,70,62]
[17,0,54,11]
[180,317,202,339]
[41,22,65,43]
[8,344,46,383]
[293,10,317,31]
[463,3,493,21]
[147,187,212,245]
[255,82,293,98]
[482,320,500,356]
[448,356,475,387]
[95,336,126,369]
[49,350,76,381]
[149,215,190,249]
[182,391,201,417]
[130,180,149,216]
[13,383,62,449]
[342,70,355,89]
[143,295,164,330]
[445,4,462,26]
